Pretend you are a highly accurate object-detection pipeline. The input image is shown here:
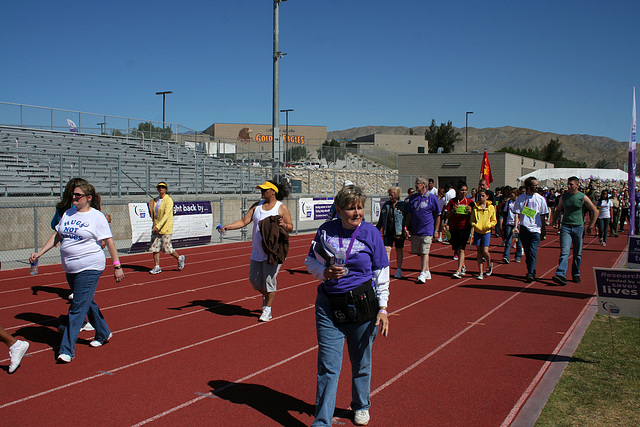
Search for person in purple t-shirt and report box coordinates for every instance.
[305,185,390,427]
[405,176,441,283]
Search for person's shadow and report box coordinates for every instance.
[208,380,341,426]
[169,300,258,318]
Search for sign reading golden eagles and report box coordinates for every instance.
[255,133,305,144]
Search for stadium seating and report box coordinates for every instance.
[0,126,264,197]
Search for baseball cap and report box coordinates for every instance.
[157,182,168,189]
[256,181,279,193]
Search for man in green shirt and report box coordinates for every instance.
[550,176,598,285]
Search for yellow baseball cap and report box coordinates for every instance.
[157,182,168,189]
[256,181,279,193]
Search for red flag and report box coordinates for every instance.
[480,150,493,184]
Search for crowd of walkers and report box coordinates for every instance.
[4,173,630,427]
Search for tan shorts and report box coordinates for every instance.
[150,233,174,254]
[411,235,432,255]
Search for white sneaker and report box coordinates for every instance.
[486,262,494,276]
[461,266,467,275]
[149,265,162,274]
[90,332,113,348]
[417,271,426,284]
[259,309,272,322]
[354,409,370,426]
[476,273,484,280]
[394,269,402,279]
[80,322,95,332]
[57,353,72,363]
[452,271,462,279]
[178,255,185,270]
[8,340,29,373]
[423,271,431,280]
[68,293,74,300]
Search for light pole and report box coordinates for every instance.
[280,109,293,164]
[273,0,288,179]
[156,91,173,130]
[465,111,474,153]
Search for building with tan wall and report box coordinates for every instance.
[354,134,428,154]
[203,123,327,156]
[397,152,554,191]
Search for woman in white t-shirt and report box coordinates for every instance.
[30,181,124,363]
[596,189,613,246]
[219,179,293,322]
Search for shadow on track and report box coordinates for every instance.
[208,380,349,427]
[169,299,258,318]
[31,285,72,300]
[459,284,594,299]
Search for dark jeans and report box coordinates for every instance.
[519,227,541,277]
[597,218,611,243]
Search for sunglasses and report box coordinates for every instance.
[72,193,87,199]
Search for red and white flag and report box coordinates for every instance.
[480,149,493,184]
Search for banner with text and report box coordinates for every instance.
[128,201,213,252]
[299,198,333,221]
[594,267,640,318]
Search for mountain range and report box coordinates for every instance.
[327,126,628,169]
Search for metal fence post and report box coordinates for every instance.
[241,197,248,241]
[117,154,122,197]
[33,206,38,252]
[219,198,224,243]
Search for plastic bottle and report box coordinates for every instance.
[30,259,38,275]
[216,224,226,236]
[335,248,346,267]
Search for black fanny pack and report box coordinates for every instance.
[323,280,379,324]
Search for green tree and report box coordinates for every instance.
[594,159,610,169]
[317,139,346,165]
[539,138,564,162]
[134,122,173,141]
[424,120,461,153]
[287,145,308,162]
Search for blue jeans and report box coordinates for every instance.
[59,270,110,357]
[313,290,378,426]
[519,227,541,277]
[556,224,584,279]
[503,224,523,261]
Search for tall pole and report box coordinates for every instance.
[465,111,473,153]
[273,1,282,179]
[156,91,173,130]
[281,109,293,164]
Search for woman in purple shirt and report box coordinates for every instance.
[305,185,390,426]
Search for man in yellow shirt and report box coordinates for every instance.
[149,182,185,274]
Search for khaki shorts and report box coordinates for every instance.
[411,235,432,255]
[249,260,281,292]
[150,233,174,254]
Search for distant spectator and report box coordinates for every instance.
[445,183,473,279]
[148,182,185,274]
[514,177,549,283]
[405,176,440,283]
[470,189,496,280]
[376,187,407,278]
[596,190,613,246]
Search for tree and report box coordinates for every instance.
[539,138,564,162]
[424,120,461,153]
[317,139,346,165]
[594,159,610,169]
[133,122,173,141]
[287,145,308,162]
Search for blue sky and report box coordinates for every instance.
[1,0,638,141]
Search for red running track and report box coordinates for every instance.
[0,229,627,426]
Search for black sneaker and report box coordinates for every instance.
[502,257,510,264]
[486,262,494,276]
[552,275,567,286]
[525,274,535,283]
[572,275,581,283]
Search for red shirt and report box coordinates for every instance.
[445,197,473,230]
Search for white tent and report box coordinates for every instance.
[517,168,633,183]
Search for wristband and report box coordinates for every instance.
[379,309,388,315]
[113,261,121,266]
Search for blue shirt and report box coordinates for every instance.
[307,220,388,294]
[407,192,440,236]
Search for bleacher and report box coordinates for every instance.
[0,126,267,197]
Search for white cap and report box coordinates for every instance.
[343,180,354,187]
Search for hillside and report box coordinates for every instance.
[327,126,628,168]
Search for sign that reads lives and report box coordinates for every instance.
[593,267,640,318]
[128,201,213,252]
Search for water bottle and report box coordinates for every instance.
[216,224,226,236]
[334,248,349,275]
[30,259,38,275]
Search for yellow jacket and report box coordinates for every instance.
[149,194,174,235]
[470,201,496,234]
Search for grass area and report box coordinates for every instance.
[535,315,640,427]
